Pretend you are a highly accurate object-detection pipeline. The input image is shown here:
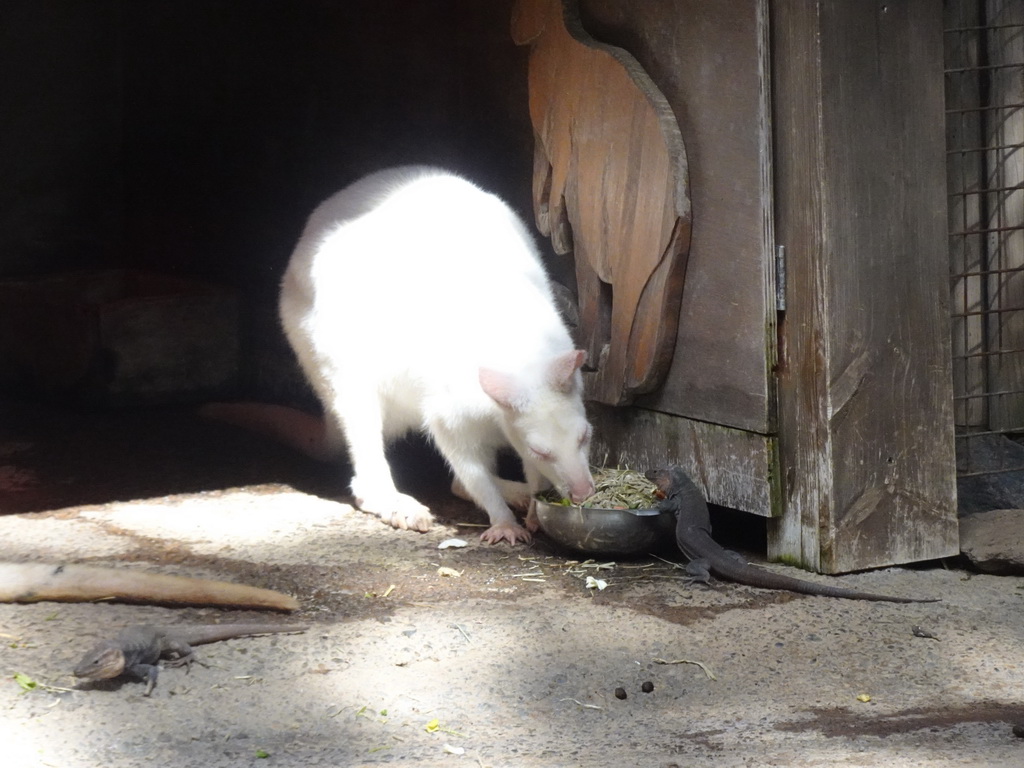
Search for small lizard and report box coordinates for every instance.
[911,625,940,640]
[73,623,309,695]
[645,466,938,603]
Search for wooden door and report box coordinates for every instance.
[516,0,780,517]
[771,0,959,572]
[513,0,959,571]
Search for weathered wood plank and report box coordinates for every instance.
[772,0,959,572]
[580,0,776,433]
[589,404,779,518]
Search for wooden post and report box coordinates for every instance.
[771,0,959,572]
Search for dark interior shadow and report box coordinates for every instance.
[0,398,469,521]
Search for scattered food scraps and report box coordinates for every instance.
[438,539,468,549]
[652,657,717,680]
[11,673,72,695]
[561,698,603,710]
[423,719,464,737]
[14,673,37,691]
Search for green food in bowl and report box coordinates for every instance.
[537,467,660,510]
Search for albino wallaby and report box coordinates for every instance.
[279,166,595,544]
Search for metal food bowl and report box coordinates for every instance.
[533,499,676,556]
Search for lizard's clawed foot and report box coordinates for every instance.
[162,652,196,672]
[684,559,713,586]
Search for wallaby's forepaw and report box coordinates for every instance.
[525,500,541,533]
[480,521,532,545]
[357,492,434,533]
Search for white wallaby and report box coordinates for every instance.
[279,166,595,544]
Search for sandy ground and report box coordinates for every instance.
[2,402,1024,768]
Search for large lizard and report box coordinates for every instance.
[73,623,309,695]
[645,466,938,603]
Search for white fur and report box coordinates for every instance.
[279,166,595,544]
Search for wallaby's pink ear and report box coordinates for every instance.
[547,350,586,392]
[479,368,525,411]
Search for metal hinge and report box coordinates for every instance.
[775,245,786,312]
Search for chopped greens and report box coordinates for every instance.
[538,467,659,510]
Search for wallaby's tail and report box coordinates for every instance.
[199,402,337,462]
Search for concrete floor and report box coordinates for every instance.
[1,401,1023,767]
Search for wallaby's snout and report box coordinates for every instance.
[567,472,596,504]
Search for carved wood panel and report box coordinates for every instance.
[511,0,691,406]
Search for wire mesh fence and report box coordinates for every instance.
[945,0,1024,481]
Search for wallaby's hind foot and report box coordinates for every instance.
[355,490,433,533]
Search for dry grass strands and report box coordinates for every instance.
[539,467,660,509]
